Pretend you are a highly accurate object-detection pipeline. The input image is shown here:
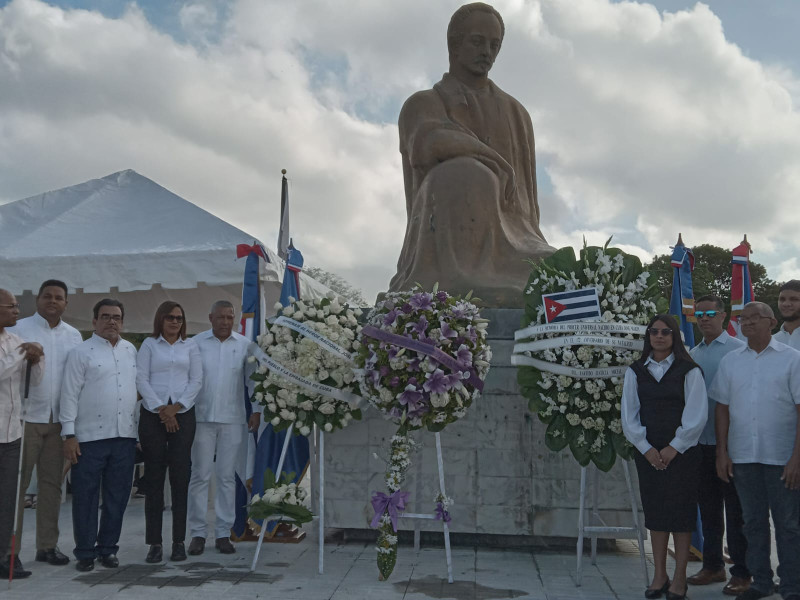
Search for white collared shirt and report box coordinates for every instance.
[193,329,258,424]
[0,329,45,443]
[711,338,800,465]
[773,323,800,350]
[621,353,708,455]
[136,335,203,413]
[60,334,138,442]
[9,313,83,423]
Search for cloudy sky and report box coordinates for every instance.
[1,0,799,301]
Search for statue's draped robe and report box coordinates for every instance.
[389,74,554,307]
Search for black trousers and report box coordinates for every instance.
[697,444,749,578]
[138,406,196,545]
[0,438,21,558]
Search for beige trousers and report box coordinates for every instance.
[9,420,64,554]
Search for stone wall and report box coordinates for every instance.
[321,308,642,538]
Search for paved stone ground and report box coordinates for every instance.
[1,496,781,599]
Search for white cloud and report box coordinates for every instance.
[1,0,800,304]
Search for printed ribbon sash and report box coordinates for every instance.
[361,325,484,392]
[370,490,410,531]
[513,335,644,354]
[251,346,361,407]
[273,316,354,362]
[510,355,628,379]
[514,322,647,340]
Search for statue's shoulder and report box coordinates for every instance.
[399,86,446,132]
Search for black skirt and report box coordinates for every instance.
[634,444,701,532]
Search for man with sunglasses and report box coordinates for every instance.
[712,302,800,600]
[774,280,800,350]
[687,295,750,596]
[60,299,138,572]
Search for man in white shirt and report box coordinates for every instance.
[187,300,260,556]
[774,280,800,350]
[712,302,800,600]
[61,299,138,572]
[0,289,44,580]
[8,280,82,567]
[687,295,750,595]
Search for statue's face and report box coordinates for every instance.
[452,11,502,77]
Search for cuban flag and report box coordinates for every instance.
[727,237,754,339]
[542,288,602,323]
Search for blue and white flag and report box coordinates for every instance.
[542,288,602,323]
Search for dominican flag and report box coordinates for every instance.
[669,236,703,557]
[232,241,268,540]
[670,238,696,347]
[542,288,601,323]
[727,238,754,338]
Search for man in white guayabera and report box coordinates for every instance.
[187,301,260,556]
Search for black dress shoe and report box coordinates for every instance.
[666,587,688,600]
[188,536,205,556]
[0,555,32,579]
[214,537,235,554]
[99,554,119,568]
[76,558,95,572]
[145,544,162,563]
[35,547,70,565]
[645,579,671,599]
[170,542,186,562]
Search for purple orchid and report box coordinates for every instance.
[439,320,458,340]
[409,315,429,336]
[408,402,430,419]
[383,308,400,326]
[389,376,400,388]
[398,385,423,410]
[409,292,433,311]
[455,344,473,369]
[435,291,449,303]
[423,369,450,394]
[401,303,413,314]
[379,365,391,377]
[465,326,478,344]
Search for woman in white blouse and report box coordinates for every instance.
[136,302,202,564]
[621,314,707,600]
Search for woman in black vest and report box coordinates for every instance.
[622,314,707,600]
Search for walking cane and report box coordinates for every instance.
[8,360,32,587]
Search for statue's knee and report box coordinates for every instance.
[423,157,498,197]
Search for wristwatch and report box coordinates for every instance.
[63,434,76,440]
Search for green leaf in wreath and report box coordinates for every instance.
[427,421,447,433]
[591,438,617,472]
[526,393,548,414]
[350,408,363,421]
[612,433,635,460]
[314,412,325,426]
[569,433,592,466]
[544,415,569,451]
[517,367,542,389]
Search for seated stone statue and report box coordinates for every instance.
[389,2,554,307]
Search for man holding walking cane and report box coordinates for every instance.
[0,289,44,580]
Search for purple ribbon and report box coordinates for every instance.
[434,502,452,523]
[362,325,484,392]
[370,490,410,531]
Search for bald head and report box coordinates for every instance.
[0,288,20,330]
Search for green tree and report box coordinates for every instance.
[304,266,369,307]
[645,243,782,316]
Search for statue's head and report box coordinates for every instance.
[447,3,505,79]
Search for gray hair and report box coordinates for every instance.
[210,300,235,314]
[743,301,774,319]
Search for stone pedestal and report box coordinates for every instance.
[322,309,641,538]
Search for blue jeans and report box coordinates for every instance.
[733,463,800,597]
[71,437,136,560]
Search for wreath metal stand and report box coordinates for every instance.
[250,424,326,574]
[396,432,454,584]
[575,460,649,586]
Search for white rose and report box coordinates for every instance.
[300,425,311,436]
[324,423,333,432]
[318,402,335,415]
[271,416,280,426]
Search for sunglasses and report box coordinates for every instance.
[164,315,184,323]
[694,310,720,318]
[648,327,673,336]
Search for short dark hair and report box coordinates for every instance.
[37,279,68,298]
[210,300,234,314]
[639,313,699,367]
[447,2,505,55]
[151,301,187,340]
[93,298,124,320]
[779,280,800,293]
[695,294,725,311]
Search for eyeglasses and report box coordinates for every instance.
[0,303,20,309]
[648,327,673,336]
[97,314,123,322]
[694,310,720,318]
[738,315,770,324]
[164,315,184,323]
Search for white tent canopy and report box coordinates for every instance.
[0,169,331,333]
